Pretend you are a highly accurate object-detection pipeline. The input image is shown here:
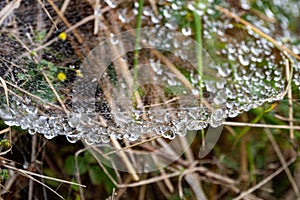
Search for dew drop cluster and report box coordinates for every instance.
[0,0,293,144]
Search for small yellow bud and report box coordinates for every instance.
[264,102,279,113]
[57,72,67,81]
[58,32,67,41]
[75,70,84,78]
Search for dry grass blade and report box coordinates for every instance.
[223,121,300,130]
[0,77,12,155]
[94,0,101,34]
[286,59,295,139]
[2,164,86,187]
[233,157,297,200]
[21,172,64,199]
[104,135,161,156]
[215,5,300,61]
[0,128,10,135]
[36,0,57,30]
[0,77,10,110]
[28,135,37,200]
[74,148,88,200]
[265,127,300,197]
[0,127,12,156]
[117,165,237,189]
[42,72,69,115]
[43,0,71,41]
[0,0,21,26]
[110,138,140,181]
[87,146,119,186]
[46,0,84,44]
[0,80,63,110]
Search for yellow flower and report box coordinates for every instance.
[57,72,67,81]
[58,32,67,41]
[75,70,84,78]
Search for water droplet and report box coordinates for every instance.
[210,109,223,127]
[238,55,250,66]
[110,33,119,45]
[94,4,101,17]
[214,91,227,105]
[182,26,192,36]
[66,133,81,143]
[104,0,117,8]
[101,135,111,143]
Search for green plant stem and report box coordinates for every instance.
[133,0,144,85]
[233,109,264,148]
[246,142,256,183]
[193,2,204,103]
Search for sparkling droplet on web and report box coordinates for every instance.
[216,79,226,89]
[118,9,129,23]
[28,129,36,135]
[44,130,57,140]
[213,91,227,105]
[238,55,250,66]
[217,64,232,77]
[163,8,172,18]
[110,33,119,45]
[104,0,117,8]
[205,81,216,93]
[94,4,101,17]
[101,135,111,143]
[182,26,192,36]
[151,14,160,24]
[143,6,153,16]
[66,133,81,143]
[210,109,224,128]
[162,128,176,139]
[165,21,178,30]
[0,108,15,125]
[187,3,196,11]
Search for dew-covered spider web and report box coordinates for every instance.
[0,0,295,144]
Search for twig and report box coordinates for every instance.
[178,173,184,199]
[36,0,58,30]
[110,137,140,181]
[24,172,63,199]
[274,114,299,122]
[43,0,71,41]
[105,135,161,156]
[87,145,119,186]
[42,72,69,115]
[2,164,86,187]
[0,127,12,156]
[94,0,101,34]
[46,0,84,44]
[0,0,21,26]
[118,165,237,189]
[286,59,294,139]
[0,77,10,110]
[0,128,10,135]
[74,148,87,200]
[28,135,37,200]
[0,80,63,111]
[223,121,300,130]
[150,147,174,193]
